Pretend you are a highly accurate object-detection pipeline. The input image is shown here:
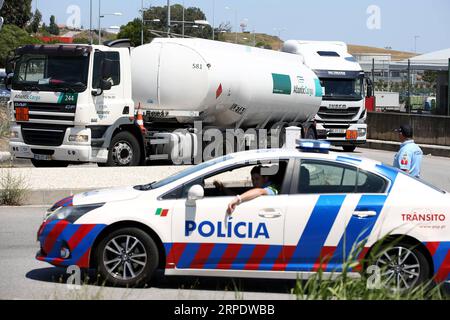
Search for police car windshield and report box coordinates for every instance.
[135,155,233,191]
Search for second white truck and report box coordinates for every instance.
[282,40,372,152]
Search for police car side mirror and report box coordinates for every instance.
[186,185,204,207]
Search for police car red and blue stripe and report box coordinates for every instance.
[36,141,450,289]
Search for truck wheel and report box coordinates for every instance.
[106,131,141,167]
[96,227,159,287]
[369,241,431,293]
[30,160,69,168]
[342,146,357,152]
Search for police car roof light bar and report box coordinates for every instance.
[296,139,331,154]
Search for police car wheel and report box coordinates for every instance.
[96,228,159,287]
[373,242,430,293]
[107,131,141,167]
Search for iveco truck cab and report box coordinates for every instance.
[282,40,373,152]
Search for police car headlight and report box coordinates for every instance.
[45,204,104,223]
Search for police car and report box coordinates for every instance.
[36,141,450,290]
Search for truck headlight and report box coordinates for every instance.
[45,203,104,223]
[358,128,367,137]
[10,130,19,139]
[69,134,89,143]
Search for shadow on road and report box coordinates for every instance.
[26,268,297,294]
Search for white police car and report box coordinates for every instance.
[37,141,450,290]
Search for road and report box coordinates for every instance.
[0,207,297,300]
[7,147,450,191]
[1,147,449,299]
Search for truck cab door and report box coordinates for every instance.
[91,50,129,125]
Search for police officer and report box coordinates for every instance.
[393,124,423,178]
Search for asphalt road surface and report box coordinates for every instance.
[8,147,450,191]
[0,207,297,300]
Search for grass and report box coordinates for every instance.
[0,168,28,205]
[292,238,448,300]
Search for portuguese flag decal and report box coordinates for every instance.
[155,208,169,217]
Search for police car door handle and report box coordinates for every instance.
[259,210,282,219]
[353,211,377,218]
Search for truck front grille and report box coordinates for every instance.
[317,107,360,121]
[322,124,350,139]
[14,102,76,124]
[21,123,69,147]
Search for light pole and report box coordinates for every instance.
[98,0,122,45]
[212,0,215,40]
[89,0,93,44]
[140,0,154,45]
[167,0,171,37]
[225,6,238,43]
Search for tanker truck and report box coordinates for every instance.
[7,38,323,167]
[281,40,373,152]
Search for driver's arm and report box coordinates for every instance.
[227,188,269,214]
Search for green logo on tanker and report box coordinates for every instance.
[57,93,78,104]
[272,73,291,95]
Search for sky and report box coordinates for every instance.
[32,0,450,53]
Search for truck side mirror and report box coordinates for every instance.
[100,79,112,91]
[366,78,373,97]
[186,185,204,207]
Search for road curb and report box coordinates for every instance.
[360,140,450,158]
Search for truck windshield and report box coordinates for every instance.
[12,54,89,93]
[321,77,363,101]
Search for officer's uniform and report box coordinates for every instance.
[393,140,423,178]
[263,183,279,195]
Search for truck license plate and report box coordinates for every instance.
[329,129,347,134]
[34,154,52,161]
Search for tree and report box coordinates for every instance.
[0,0,32,28]
[0,24,42,67]
[118,4,212,46]
[27,9,42,34]
[47,15,59,35]
[422,70,437,86]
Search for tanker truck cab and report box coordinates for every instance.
[8,43,136,167]
[282,41,371,152]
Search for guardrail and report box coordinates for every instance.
[367,112,450,146]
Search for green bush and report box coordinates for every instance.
[0,169,28,206]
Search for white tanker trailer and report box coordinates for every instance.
[8,38,323,167]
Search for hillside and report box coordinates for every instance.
[218,32,416,60]
[218,32,283,50]
[347,44,417,61]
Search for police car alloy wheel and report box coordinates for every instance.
[375,243,430,293]
[96,228,159,287]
